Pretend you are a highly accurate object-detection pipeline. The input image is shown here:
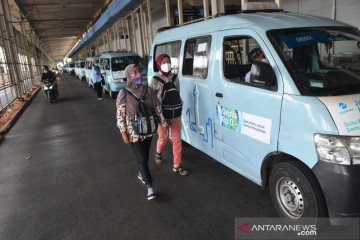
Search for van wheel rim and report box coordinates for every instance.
[276,177,304,219]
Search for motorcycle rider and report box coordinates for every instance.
[41,65,58,99]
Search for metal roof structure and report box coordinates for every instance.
[12,0,112,62]
[67,0,143,58]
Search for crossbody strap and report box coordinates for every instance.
[140,85,148,101]
[171,74,178,83]
[124,88,140,102]
[153,76,165,84]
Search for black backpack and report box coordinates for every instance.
[153,75,183,120]
[124,86,158,136]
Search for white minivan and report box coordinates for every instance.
[148,3,360,225]
[99,50,146,98]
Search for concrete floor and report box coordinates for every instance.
[0,74,277,240]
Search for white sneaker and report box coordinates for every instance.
[98,98,102,100]
[138,172,145,184]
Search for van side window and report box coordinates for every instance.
[154,41,181,74]
[183,36,211,79]
[104,59,110,70]
[100,58,110,70]
[223,36,269,85]
[87,61,92,69]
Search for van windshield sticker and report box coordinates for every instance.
[113,71,126,79]
[309,80,325,88]
[217,105,272,144]
[197,43,207,52]
[280,31,353,49]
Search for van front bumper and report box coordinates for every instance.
[109,82,127,92]
[312,161,360,225]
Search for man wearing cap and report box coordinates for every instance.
[92,60,106,100]
[245,48,269,83]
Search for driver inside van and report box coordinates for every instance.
[245,48,269,83]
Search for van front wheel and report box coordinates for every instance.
[269,161,327,221]
[109,88,116,99]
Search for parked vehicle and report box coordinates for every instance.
[75,59,86,81]
[85,56,99,89]
[68,61,75,75]
[63,64,68,73]
[99,50,146,99]
[148,2,360,225]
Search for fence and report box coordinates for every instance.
[0,14,47,116]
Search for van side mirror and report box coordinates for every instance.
[250,61,275,87]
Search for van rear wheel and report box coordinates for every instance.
[269,160,327,222]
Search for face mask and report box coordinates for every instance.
[133,73,142,84]
[44,71,48,73]
[262,59,269,64]
[160,63,171,73]
[95,63,99,67]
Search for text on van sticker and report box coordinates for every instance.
[344,119,360,133]
[217,105,272,144]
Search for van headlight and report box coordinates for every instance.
[314,134,360,165]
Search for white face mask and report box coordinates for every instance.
[160,63,172,73]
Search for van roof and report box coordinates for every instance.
[99,51,140,58]
[156,12,352,39]
[86,56,99,61]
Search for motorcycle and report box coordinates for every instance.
[43,80,57,104]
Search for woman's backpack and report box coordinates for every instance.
[124,86,158,136]
[153,75,183,120]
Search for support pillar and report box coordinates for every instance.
[146,0,154,43]
[165,0,171,26]
[131,11,137,53]
[203,0,209,17]
[177,0,183,24]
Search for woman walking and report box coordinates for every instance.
[116,64,168,200]
[150,54,189,176]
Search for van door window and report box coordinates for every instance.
[223,36,271,86]
[183,36,211,79]
[104,59,110,70]
[154,41,181,74]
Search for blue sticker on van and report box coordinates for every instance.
[280,31,353,48]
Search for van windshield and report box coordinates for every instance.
[111,56,144,72]
[268,27,360,96]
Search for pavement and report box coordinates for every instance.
[0,74,277,240]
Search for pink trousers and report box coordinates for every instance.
[156,120,182,166]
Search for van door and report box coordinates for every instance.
[213,30,283,183]
[101,58,111,91]
[180,34,221,159]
